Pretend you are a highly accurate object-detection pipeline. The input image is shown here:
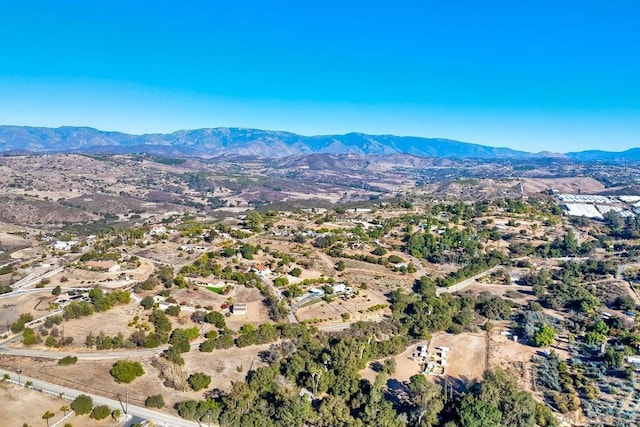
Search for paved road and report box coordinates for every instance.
[407,254,428,277]
[11,266,65,289]
[0,367,199,427]
[0,286,95,299]
[259,276,297,323]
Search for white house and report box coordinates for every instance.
[252,264,271,277]
[149,226,167,237]
[52,240,78,251]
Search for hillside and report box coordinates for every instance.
[0,126,528,159]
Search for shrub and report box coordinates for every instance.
[91,405,111,420]
[162,346,185,365]
[387,255,404,264]
[187,372,211,391]
[70,394,93,415]
[204,311,226,328]
[11,313,33,333]
[112,409,121,420]
[145,394,165,408]
[140,296,155,310]
[199,339,215,352]
[58,356,78,365]
[110,360,144,383]
[533,325,556,347]
[22,328,38,345]
[45,335,59,347]
[165,305,181,316]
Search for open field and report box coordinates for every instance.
[0,381,115,427]
[431,332,487,383]
[50,259,155,290]
[0,338,271,419]
[168,286,272,331]
[295,288,390,324]
[361,332,487,387]
[1,292,55,334]
[360,341,428,384]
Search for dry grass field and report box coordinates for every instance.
[0,382,115,427]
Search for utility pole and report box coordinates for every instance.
[18,366,21,386]
[125,389,129,414]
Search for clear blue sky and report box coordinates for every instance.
[0,0,638,152]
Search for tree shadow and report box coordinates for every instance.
[370,361,384,373]
[385,378,410,407]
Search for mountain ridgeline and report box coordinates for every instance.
[0,125,637,161]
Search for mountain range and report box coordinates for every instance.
[0,125,637,161]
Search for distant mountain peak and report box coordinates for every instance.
[0,125,636,161]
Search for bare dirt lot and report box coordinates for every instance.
[1,338,272,421]
[168,286,271,331]
[360,341,428,384]
[431,332,487,383]
[521,177,605,195]
[181,342,271,393]
[0,292,56,334]
[0,381,113,427]
[361,332,487,388]
[488,321,570,394]
[295,289,390,324]
[51,259,155,290]
[44,301,142,349]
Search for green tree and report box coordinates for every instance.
[458,395,502,427]
[204,311,226,328]
[585,331,606,345]
[372,245,387,256]
[58,356,78,365]
[408,374,444,426]
[286,284,303,298]
[188,372,212,391]
[42,411,55,427]
[614,295,636,311]
[110,360,144,383]
[533,325,556,347]
[70,394,93,415]
[145,395,165,408]
[11,313,33,333]
[140,296,155,309]
[91,405,111,420]
[593,320,609,336]
[22,328,38,346]
[165,304,181,316]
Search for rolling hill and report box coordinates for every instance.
[0,125,637,161]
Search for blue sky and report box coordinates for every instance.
[0,1,638,152]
